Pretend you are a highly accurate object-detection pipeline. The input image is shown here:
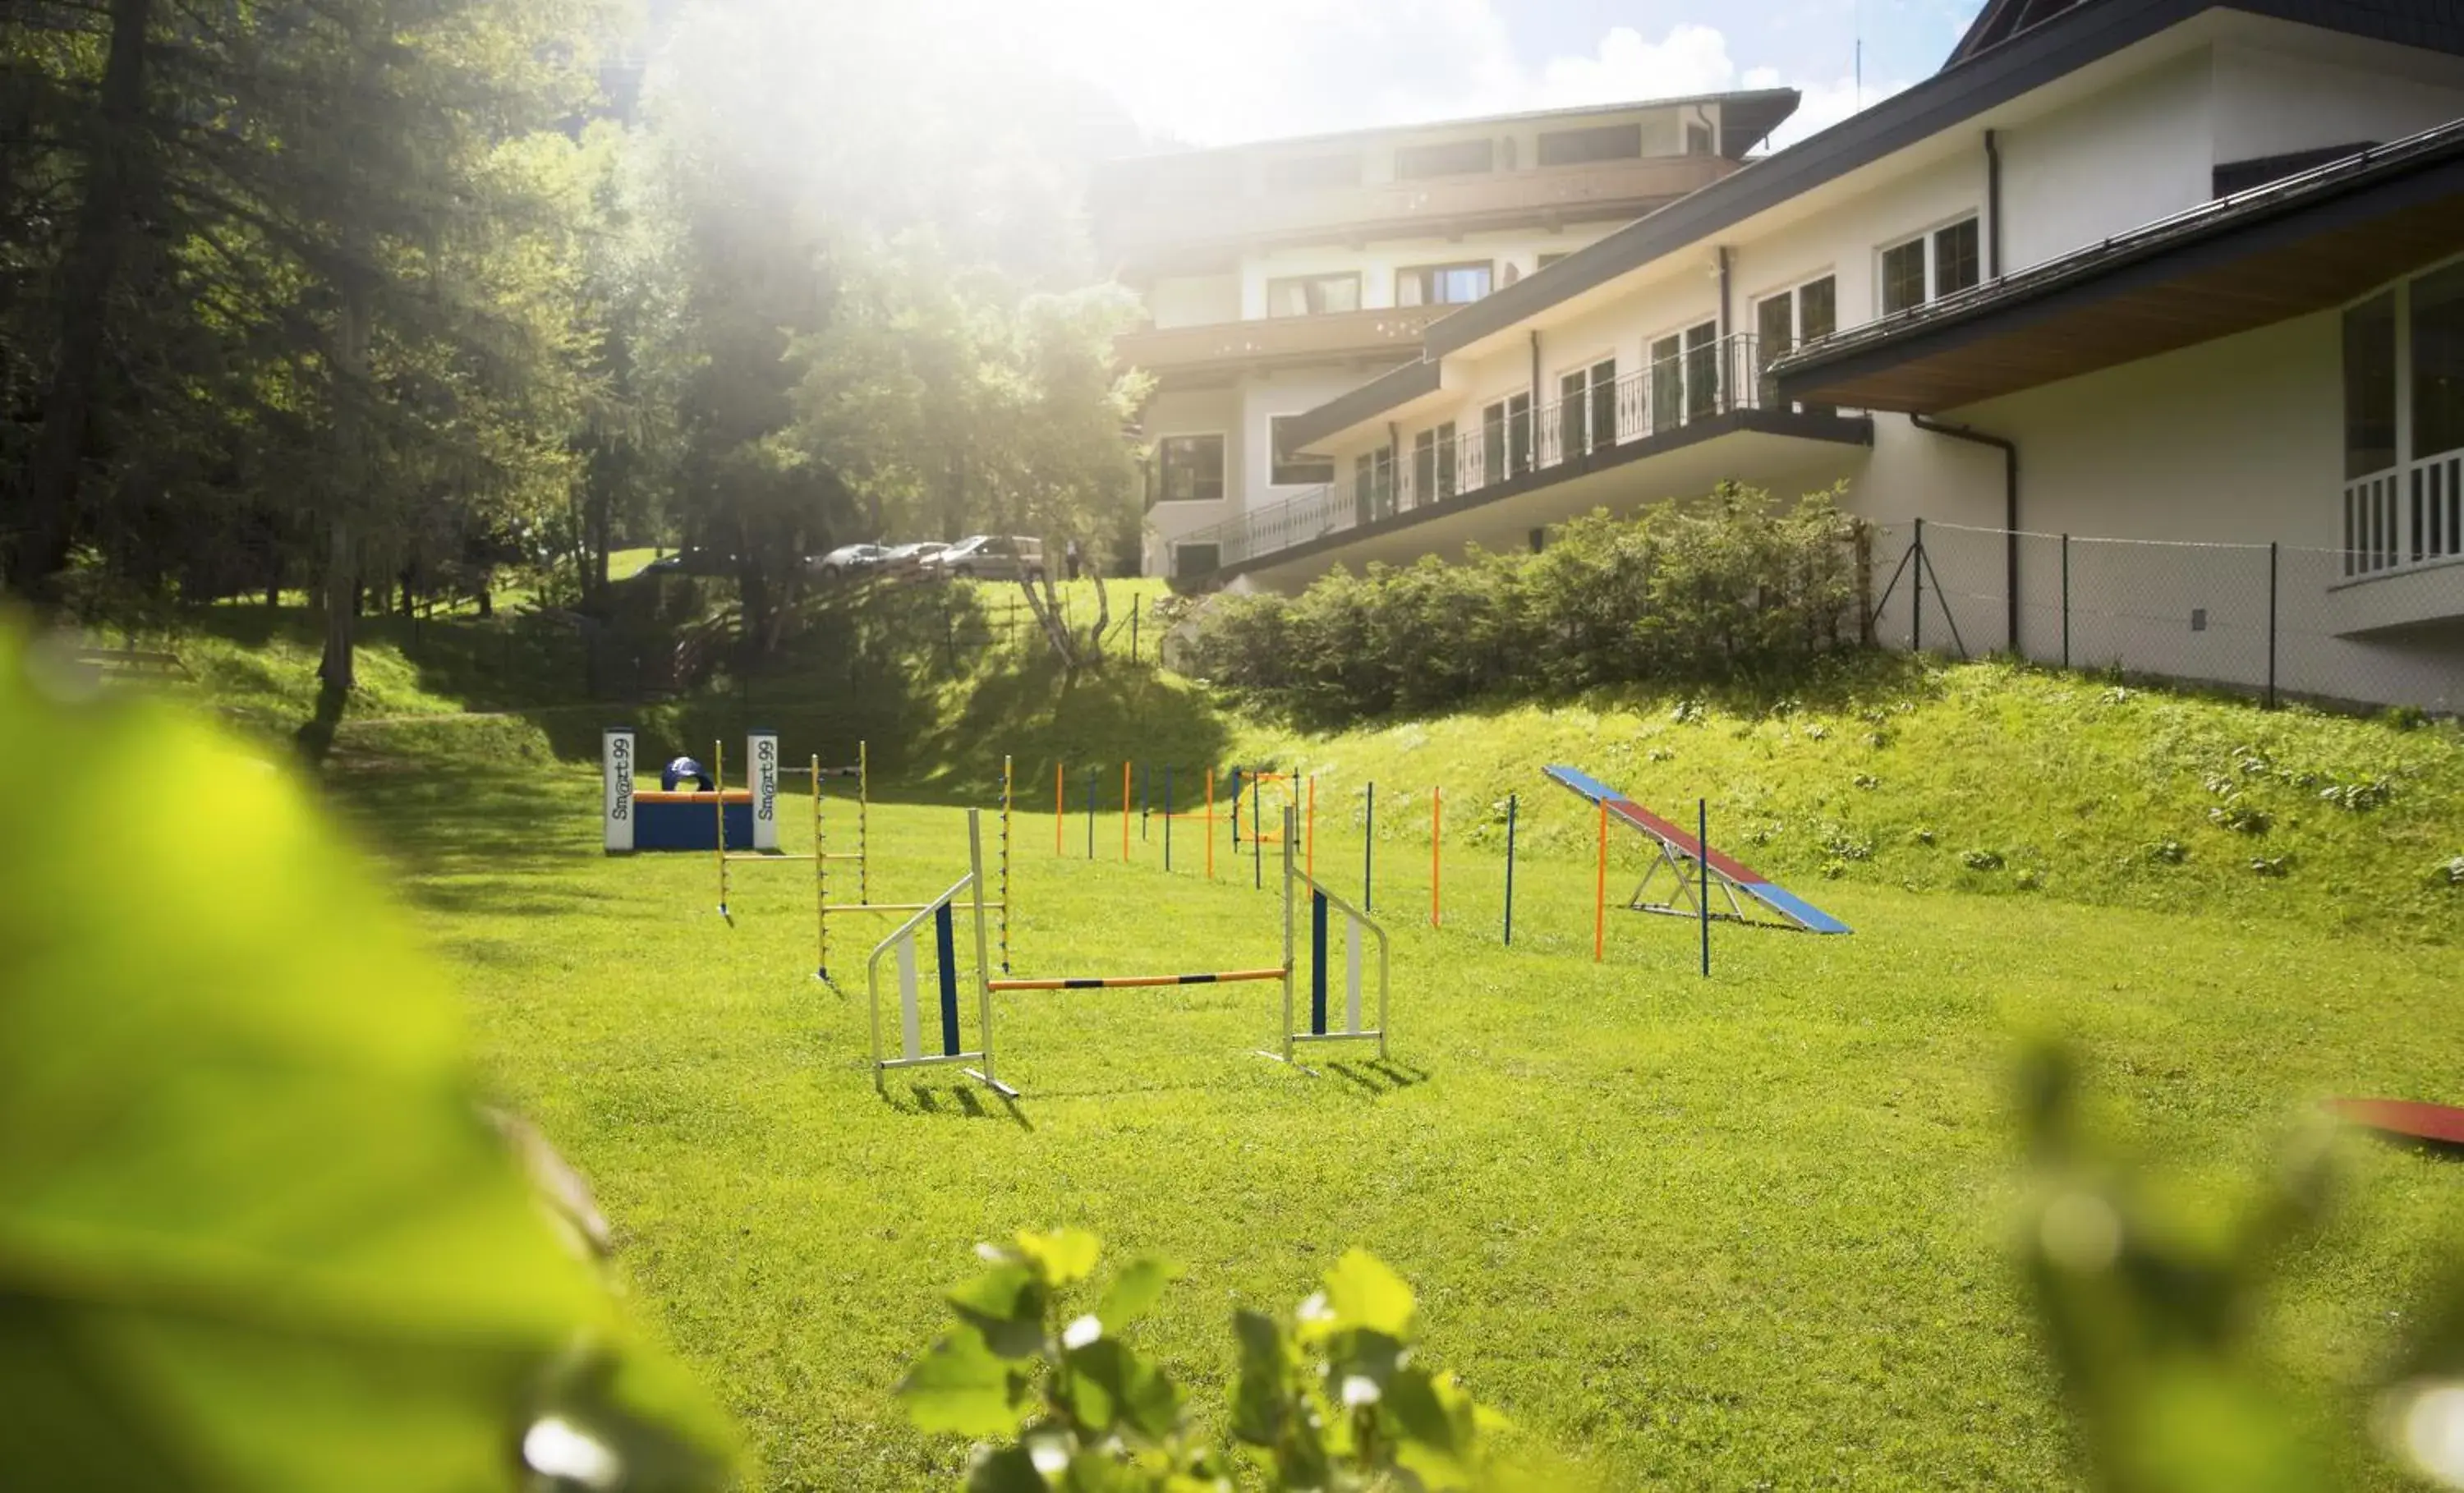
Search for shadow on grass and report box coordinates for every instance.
[877,1082,1034,1131]
[319,755,605,921]
[1322,1058,1429,1097]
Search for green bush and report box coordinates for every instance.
[1189,485,1860,727]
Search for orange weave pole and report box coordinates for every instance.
[1594,801,1608,962]
[991,967,1285,992]
[1307,776,1317,880]
[1430,786,1442,929]
[1205,768,1216,881]
[1055,762,1064,855]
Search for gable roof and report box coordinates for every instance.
[1946,0,2099,68]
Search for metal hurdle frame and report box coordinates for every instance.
[865,811,1016,1098]
[970,808,1386,1077]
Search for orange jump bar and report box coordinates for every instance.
[990,967,1286,992]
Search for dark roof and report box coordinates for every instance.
[1285,0,2464,445]
[1947,0,2097,67]
[1283,361,1443,453]
[1770,118,2464,410]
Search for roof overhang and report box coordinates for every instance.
[1772,126,2464,412]
[1278,359,1442,452]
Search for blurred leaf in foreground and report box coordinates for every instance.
[0,626,735,1491]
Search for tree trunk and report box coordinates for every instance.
[1085,572,1110,666]
[317,273,372,693]
[9,0,153,601]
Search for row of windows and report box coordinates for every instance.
[2342,259,2464,481]
[1265,255,1575,319]
[1253,117,1720,196]
[1156,217,1984,508]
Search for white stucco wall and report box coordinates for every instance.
[1142,386,1244,570]
[2212,41,2464,168]
[1148,274,1242,328]
[1996,52,2215,271]
[1237,225,1623,319]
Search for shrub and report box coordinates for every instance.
[1186,485,1861,727]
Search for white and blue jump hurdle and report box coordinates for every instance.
[867,808,1387,1096]
[866,812,1016,1098]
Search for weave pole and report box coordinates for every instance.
[1252,771,1264,890]
[1055,762,1064,856]
[828,759,838,985]
[1364,781,1375,913]
[1594,800,1607,962]
[1085,768,1096,858]
[1164,765,1175,871]
[1205,769,1216,881]
[1120,760,1131,864]
[715,738,729,917]
[858,741,870,905]
[813,756,825,978]
[1699,797,1712,979]
[1503,793,1517,946]
[1000,755,1013,975]
[1430,786,1442,930]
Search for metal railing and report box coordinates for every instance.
[1179,332,1776,572]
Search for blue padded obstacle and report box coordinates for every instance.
[1547,765,1850,935]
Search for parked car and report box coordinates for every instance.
[926,535,1046,583]
[637,548,737,578]
[879,540,949,577]
[811,542,892,579]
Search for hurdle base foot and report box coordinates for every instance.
[1253,1049,1322,1077]
[963,1068,1022,1100]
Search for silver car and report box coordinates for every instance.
[926,535,1046,582]
[811,543,891,579]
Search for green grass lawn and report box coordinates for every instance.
[326,730,2464,1490]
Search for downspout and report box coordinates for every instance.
[1984,129,2003,278]
[1909,413,2020,653]
[1387,420,1401,509]
[1529,329,1542,405]
[1717,246,1731,341]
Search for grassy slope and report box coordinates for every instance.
[159,603,2464,1488]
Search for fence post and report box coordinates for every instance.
[1912,517,1926,655]
[2060,534,2071,671]
[1131,609,1139,663]
[2266,541,2279,710]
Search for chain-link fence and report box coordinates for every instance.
[1864,519,2464,713]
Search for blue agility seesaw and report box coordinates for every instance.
[1546,765,1850,935]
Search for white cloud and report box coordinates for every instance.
[929,0,1905,151]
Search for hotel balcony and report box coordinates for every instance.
[2333,448,2464,634]
[1173,333,1873,588]
[1099,154,1740,273]
[1115,305,1445,388]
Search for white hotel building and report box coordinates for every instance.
[1109,0,2464,710]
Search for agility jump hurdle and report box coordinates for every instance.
[866,811,1015,1099]
[821,755,1013,983]
[984,807,1386,1075]
[715,733,867,919]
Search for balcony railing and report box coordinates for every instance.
[1179,333,1783,572]
[1115,305,1444,374]
[2342,448,2464,580]
[1101,155,1739,260]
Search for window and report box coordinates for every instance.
[1411,422,1458,506]
[1266,273,1361,318]
[1648,320,1720,429]
[1398,261,1492,307]
[1881,217,1981,315]
[1352,448,1396,522]
[1754,275,1837,404]
[1264,152,1360,194]
[1157,435,1225,503]
[2412,260,2464,460]
[2345,291,2397,480]
[1270,416,1335,486]
[1556,358,1617,457]
[1481,394,1533,483]
[1538,122,1642,167]
[1171,543,1221,580]
[1395,138,1495,179]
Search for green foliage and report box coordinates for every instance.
[0,627,733,1488]
[2016,1045,2464,1492]
[902,1234,1523,1491]
[1188,485,1862,727]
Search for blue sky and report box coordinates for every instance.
[958,0,1985,150]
